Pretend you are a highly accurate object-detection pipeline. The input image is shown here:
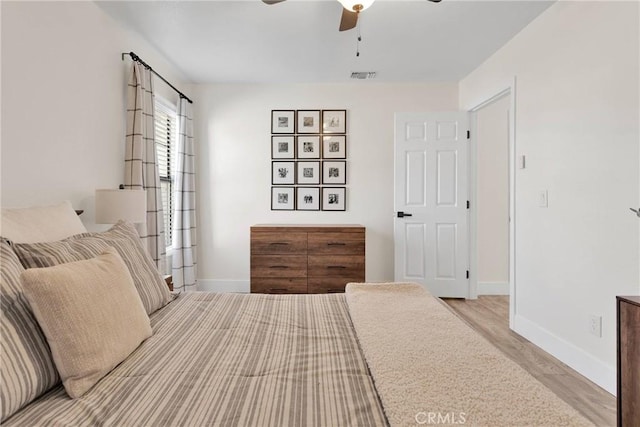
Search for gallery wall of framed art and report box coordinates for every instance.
[271,109,347,211]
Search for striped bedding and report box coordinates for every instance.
[4,292,387,427]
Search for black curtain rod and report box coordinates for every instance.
[121,51,193,104]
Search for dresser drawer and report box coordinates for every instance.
[250,255,307,278]
[251,278,308,294]
[251,232,307,254]
[308,277,363,294]
[308,232,364,255]
[308,255,365,278]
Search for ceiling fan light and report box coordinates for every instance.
[337,0,375,13]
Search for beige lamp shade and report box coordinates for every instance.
[95,189,146,224]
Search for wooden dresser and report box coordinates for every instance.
[617,296,640,426]
[250,224,365,294]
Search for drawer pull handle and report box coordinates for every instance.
[269,242,290,246]
[327,266,346,269]
[269,265,289,269]
[327,289,343,293]
[327,242,346,246]
[269,288,289,293]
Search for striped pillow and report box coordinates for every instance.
[0,239,59,422]
[13,221,172,315]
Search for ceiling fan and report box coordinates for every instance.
[262,0,442,32]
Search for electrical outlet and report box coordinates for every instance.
[589,315,602,337]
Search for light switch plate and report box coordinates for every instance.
[538,190,548,207]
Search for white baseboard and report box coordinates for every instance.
[477,281,509,295]
[513,314,616,395]
[197,279,250,293]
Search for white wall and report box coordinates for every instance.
[1,1,189,230]
[195,83,458,291]
[476,95,510,294]
[460,1,639,393]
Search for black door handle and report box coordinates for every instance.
[397,211,413,218]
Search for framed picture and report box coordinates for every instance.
[272,110,295,134]
[322,135,346,159]
[297,135,321,159]
[272,136,295,159]
[322,187,346,211]
[297,110,320,134]
[272,187,295,210]
[297,161,320,185]
[272,161,295,185]
[296,187,320,211]
[322,110,346,134]
[322,161,346,185]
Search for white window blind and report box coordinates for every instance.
[154,98,178,249]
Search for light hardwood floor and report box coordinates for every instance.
[443,296,616,426]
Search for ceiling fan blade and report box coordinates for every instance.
[339,9,358,32]
[262,0,286,4]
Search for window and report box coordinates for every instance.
[154,98,178,250]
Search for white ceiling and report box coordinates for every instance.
[96,0,554,84]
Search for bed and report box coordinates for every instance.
[1,202,593,426]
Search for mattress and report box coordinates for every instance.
[5,292,387,426]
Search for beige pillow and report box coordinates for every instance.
[20,247,152,398]
[1,201,87,243]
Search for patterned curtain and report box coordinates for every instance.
[124,62,166,270]
[172,98,197,291]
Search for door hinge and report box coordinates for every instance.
[466,270,470,279]
[466,200,470,209]
[467,130,470,139]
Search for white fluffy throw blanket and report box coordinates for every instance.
[345,283,593,427]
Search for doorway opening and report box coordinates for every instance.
[468,82,516,328]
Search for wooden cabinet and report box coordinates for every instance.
[164,275,173,291]
[617,296,640,427]
[251,225,365,294]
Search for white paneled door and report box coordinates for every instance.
[394,112,470,298]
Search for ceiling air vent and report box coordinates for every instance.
[350,72,376,80]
